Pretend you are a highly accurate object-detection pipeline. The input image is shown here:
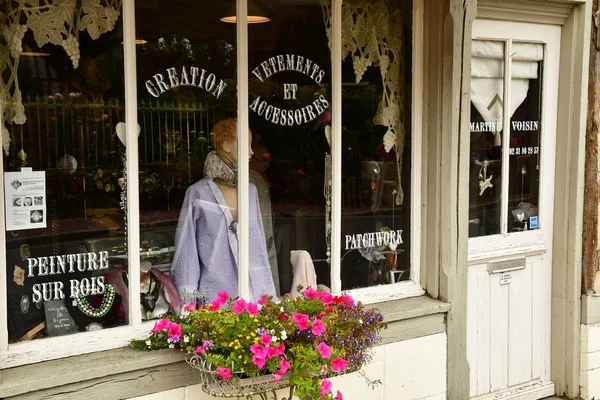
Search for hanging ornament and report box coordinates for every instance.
[475,159,493,196]
[18,149,27,164]
[57,154,78,174]
[115,122,141,147]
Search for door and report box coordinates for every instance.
[466,20,560,399]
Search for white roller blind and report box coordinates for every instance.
[470,40,543,134]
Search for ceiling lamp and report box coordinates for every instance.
[121,39,148,45]
[220,3,270,24]
[21,52,50,57]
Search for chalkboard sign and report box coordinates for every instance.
[44,300,78,337]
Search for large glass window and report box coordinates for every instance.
[1,0,417,356]
[2,4,127,342]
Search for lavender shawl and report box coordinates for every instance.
[170,178,277,304]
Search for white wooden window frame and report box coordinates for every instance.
[0,0,424,369]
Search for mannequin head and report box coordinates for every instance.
[213,118,253,165]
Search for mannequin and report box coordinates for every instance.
[171,118,277,304]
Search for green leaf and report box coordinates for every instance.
[289,374,303,386]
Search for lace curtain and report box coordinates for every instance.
[320,0,405,205]
[0,0,122,155]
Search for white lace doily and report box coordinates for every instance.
[320,0,406,205]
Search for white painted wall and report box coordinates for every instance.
[580,323,600,399]
[127,333,447,400]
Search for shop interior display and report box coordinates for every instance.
[170,118,278,304]
[3,0,412,342]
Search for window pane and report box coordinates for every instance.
[248,0,332,297]
[4,11,127,341]
[469,40,505,238]
[507,42,543,232]
[135,1,249,313]
[339,0,412,289]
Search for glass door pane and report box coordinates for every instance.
[469,40,505,238]
[507,42,544,232]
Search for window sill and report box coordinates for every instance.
[0,295,449,399]
[349,280,427,305]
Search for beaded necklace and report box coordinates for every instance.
[75,284,116,318]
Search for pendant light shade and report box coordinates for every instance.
[220,2,270,24]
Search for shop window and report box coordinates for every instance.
[2,3,128,342]
[1,0,418,360]
[133,0,414,313]
[337,0,412,289]
[469,40,544,237]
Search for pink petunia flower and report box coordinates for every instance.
[304,287,318,299]
[258,295,266,305]
[194,341,212,354]
[279,358,290,374]
[167,323,182,339]
[336,390,343,400]
[217,367,232,381]
[312,319,326,336]
[319,292,334,305]
[320,379,332,395]
[340,294,354,306]
[250,344,268,359]
[151,318,170,333]
[276,344,286,355]
[216,290,230,304]
[260,334,272,346]
[273,371,284,384]
[292,312,309,331]
[331,357,348,371]
[267,344,285,358]
[316,342,332,359]
[267,346,280,359]
[210,299,224,310]
[183,302,198,311]
[232,298,247,314]
[253,355,267,369]
[246,302,259,316]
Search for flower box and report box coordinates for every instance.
[131,288,386,400]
